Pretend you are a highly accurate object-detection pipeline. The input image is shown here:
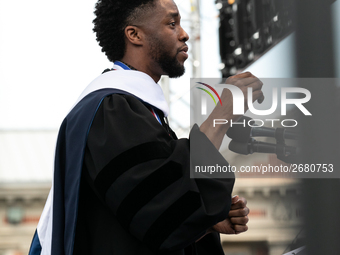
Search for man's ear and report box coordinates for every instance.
[125,25,144,46]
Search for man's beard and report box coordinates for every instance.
[148,36,185,78]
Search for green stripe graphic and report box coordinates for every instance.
[196,87,217,105]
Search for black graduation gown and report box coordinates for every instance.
[73,93,234,254]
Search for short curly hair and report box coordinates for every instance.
[93,0,157,62]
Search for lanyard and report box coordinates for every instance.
[113,61,131,70]
[149,107,162,125]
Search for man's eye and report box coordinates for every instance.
[170,22,176,27]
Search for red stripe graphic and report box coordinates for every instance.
[196,82,223,106]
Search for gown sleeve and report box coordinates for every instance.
[83,93,234,253]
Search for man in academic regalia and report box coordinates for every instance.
[28,0,264,254]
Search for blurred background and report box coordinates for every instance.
[1,0,340,254]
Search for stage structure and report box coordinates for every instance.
[217,0,295,77]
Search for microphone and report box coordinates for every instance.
[229,139,299,155]
[226,116,299,142]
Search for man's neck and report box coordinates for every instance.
[120,57,162,83]
[118,60,138,71]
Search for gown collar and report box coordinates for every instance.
[72,63,169,117]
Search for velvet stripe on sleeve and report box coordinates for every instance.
[74,94,234,255]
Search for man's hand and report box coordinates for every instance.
[221,72,264,122]
[200,72,264,150]
[211,195,249,235]
[196,196,249,242]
